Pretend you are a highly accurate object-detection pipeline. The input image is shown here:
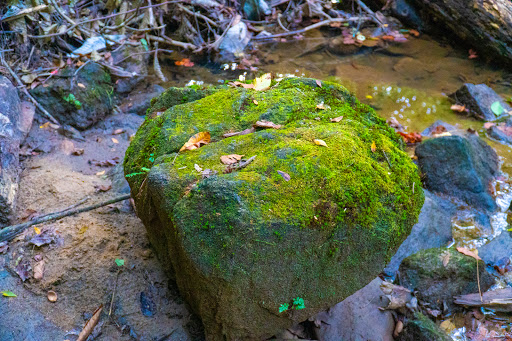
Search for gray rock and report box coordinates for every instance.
[398,248,495,311]
[415,132,499,211]
[243,0,271,20]
[0,76,22,226]
[384,190,456,276]
[30,62,114,130]
[450,83,511,121]
[487,117,512,145]
[478,231,512,264]
[217,21,251,62]
[120,84,165,116]
[312,278,395,341]
[112,45,150,94]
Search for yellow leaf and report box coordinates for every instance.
[220,154,245,165]
[77,83,86,88]
[371,141,376,152]
[34,227,41,235]
[314,139,328,147]
[180,132,211,152]
[253,73,271,91]
[111,138,119,144]
[330,116,343,122]
[366,95,373,99]
[253,100,258,105]
[440,319,456,333]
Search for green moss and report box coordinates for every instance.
[124,77,424,338]
[398,312,451,341]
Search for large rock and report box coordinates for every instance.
[30,62,114,130]
[0,76,23,226]
[124,78,425,340]
[415,132,499,211]
[478,231,512,265]
[450,84,511,121]
[399,248,495,311]
[384,190,456,275]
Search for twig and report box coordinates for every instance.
[148,34,198,51]
[109,269,121,318]
[0,194,131,243]
[178,4,218,27]
[0,54,61,125]
[477,258,483,302]
[252,17,370,40]
[223,155,257,173]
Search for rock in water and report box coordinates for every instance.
[124,78,425,340]
[415,132,499,212]
[0,76,23,226]
[450,83,511,121]
[30,62,114,130]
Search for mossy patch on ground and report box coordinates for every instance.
[124,77,424,340]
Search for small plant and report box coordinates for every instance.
[279,297,305,313]
[63,93,82,109]
[125,167,151,178]
[149,153,155,162]
[279,303,289,313]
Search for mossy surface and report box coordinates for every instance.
[398,312,451,341]
[124,77,424,340]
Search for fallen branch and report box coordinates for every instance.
[0,55,61,125]
[0,194,131,243]
[252,17,370,40]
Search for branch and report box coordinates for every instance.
[0,194,131,243]
[251,17,370,40]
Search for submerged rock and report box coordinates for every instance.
[124,78,424,340]
[30,62,114,130]
[415,132,499,211]
[450,83,511,121]
[478,231,512,265]
[399,248,494,312]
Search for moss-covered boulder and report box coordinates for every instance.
[124,78,424,340]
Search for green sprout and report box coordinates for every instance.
[279,303,289,313]
[63,93,82,109]
[293,297,305,310]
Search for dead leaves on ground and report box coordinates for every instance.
[229,73,272,91]
[451,104,468,113]
[456,247,482,261]
[398,131,423,144]
[77,304,103,341]
[179,131,211,152]
[220,154,244,165]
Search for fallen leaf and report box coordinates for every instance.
[194,163,203,172]
[397,131,422,144]
[34,227,41,234]
[77,83,86,88]
[115,258,125,267]
[409,29,420,37]
[277,170,291,181]
[440,319,456,333]
[456,247,482,260]
[111,138,119,144]
[253,99,258,105]
[253,73,272,91]
[29,229,57,247]
[201,169,217,178]
[230,81,254,89]
[175,58,194,67]
[315,79,322,87]
[223,127,256,137]
[468,49,478,59]
[371,141,377,152]
[393,320,403,338]
[15,261,30,282]
[96,170,105,176]
[491,101,505,116]
[381,35,395,41]
[179,132,211,152]
[483,122,496,129]
[33,260,45,280]
[451,104,467,112]
[1,290,16,297]
[441,251,450,267]
[113,128,125,135]
[316,102,328,110]
[314,139,328,147]
[254,121,282,129]
[366,95,373,99]
[330,116,343,122]
[96,185,111,192]
[220,154,244,165]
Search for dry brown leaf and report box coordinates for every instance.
[371,141,377,152]
[179,132,211,152]
[77,83,86,88]
[456,247,482,260]
[253,99,258,105]
[451,104,467,112]
[220,154,244,165]
[315,79,322,87]
[254,121,282,129]
[393,320,404,338]
[439,319,456,333]
[441,251,450,267]
[33,260,45,280]
[230,81,254,89]
[113,128,125,135]
[223,127,256,138]
[331,116,343,122]
[314,139,328,147]
[483,122,496,129]
[77,304,103,341]
[111,138,119,144]
[47,290,57,302]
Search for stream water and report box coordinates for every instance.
[162,31,512,339]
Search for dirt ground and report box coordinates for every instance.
[0,112,204,341]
